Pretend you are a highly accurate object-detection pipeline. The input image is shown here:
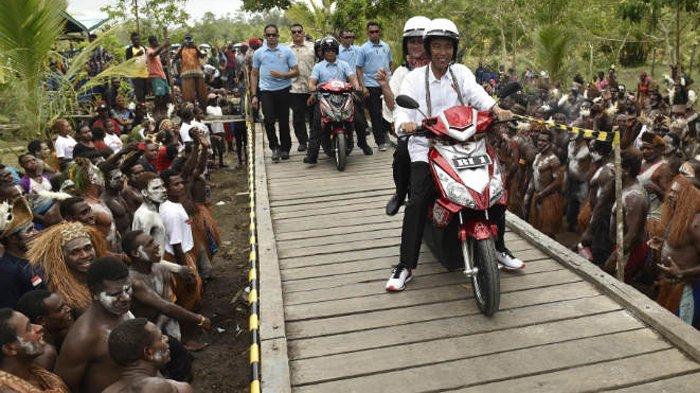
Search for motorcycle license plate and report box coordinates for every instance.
[452,154,491,169]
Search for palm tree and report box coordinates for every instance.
[534,24,573,86]
[0,0,151,140]
[0,0,65,138]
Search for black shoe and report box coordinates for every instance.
[303,156,317,165]
[385,194,403,216]
[360,145,373,155]
[271,150,281,162]
[280,151,290,160]
[297,143,307,152]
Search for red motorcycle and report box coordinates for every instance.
[317,80,355,171]
[396,85,518,316]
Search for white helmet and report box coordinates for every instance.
[423,18,460,61]
[403,16,431,38]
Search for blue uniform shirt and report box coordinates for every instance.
[356,40,392,87]
[252,44,298,92]
[338,44,360,69]
[311,60,355,84]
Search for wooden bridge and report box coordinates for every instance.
[253,126,700,392]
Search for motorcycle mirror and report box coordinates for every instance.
[396,95,420,109]
[498,82,522,100]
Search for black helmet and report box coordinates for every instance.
[320,36,339,55]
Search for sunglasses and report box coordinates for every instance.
[266,33,278,37]
[368,30,380,34]
[343,35,355,39]
[291,30,303,34]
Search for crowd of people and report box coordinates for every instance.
[1,12,699,391]
[488,63,699,329]
[244,18,699,330]
[0,27,262,392]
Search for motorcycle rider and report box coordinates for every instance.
[303,37,372,165]
[377,16,432,216]
[386,18,524,292]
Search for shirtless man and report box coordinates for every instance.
[71,158,119,250]
[604,150,649,284]
[55,256,133,393]
[524,129,564,238]
[565,132,591,231]
[132,172,167,252]
[506,122,537,217]
[105,318,192,393]
[16,290,74,371]
[122,230,210,340]
[639,132,673,238]
[0,309,69,392]
[60,197,97,227]
[579,141,615,265]
[101,164,131,237]
[662,132,684,174]
[121,150,147,214]
[653,175,700,329]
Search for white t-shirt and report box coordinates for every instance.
[179,120,207,143]
[104,132,123,153]
[29,177,52,194]
[159,200,194,254]
[206,106,225,135]
[132,204,166,253]
[54,135,77,159]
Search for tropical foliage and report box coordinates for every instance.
[0,0,149,140]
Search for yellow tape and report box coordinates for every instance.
[249,250,257,263]
[251,380,261,393]
[248,267,257,281]
[248,288,258,303]
[250,343,259,363]
[249,313,259,330]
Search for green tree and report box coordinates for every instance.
[101,0,189,34]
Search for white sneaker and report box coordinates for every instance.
[385,264,413,292]
[497,250,525,271]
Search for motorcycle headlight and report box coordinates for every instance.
[433,165,476,208]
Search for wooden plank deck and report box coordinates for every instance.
[254,126,700,392]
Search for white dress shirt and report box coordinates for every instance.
[394,63,496,162]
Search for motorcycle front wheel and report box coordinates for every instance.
[334,133,347,171]
[467,237,500,316]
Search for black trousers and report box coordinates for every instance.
[366,86,387,145]
[212,134,225,165]
[132,77,148,103]
[400,162,508,269]
[307,99,370,161]
[290,93,310,145]
[260,87,292,153]
[393,137,411,201]
[233,121,248,164]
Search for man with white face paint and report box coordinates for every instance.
[132,172,168,252]
[122,230,211,343]
[0,308,69,392]
[100,161,132,238]
[105,318,193,393]
[386,18,522,292]
[55,256,134,393]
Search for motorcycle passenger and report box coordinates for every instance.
[303,37,372,165]
[377,16,432,216]
[386,18,524,292]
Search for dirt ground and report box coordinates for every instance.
[190,161,251,393]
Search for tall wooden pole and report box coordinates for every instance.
[675,0,681,69]
[133,0,141,35]
[614,136,626,281]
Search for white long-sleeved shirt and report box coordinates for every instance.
[394,63,496,162]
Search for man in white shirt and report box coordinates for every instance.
[386,19,522,292]
[158,169,201,311]
[206,93,227,167]
[178,106,206,145]
[53,119,77,169]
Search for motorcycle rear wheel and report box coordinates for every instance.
[334,133,347,171]
[467,237,500,316]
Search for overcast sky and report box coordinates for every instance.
[67,0,244,26]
